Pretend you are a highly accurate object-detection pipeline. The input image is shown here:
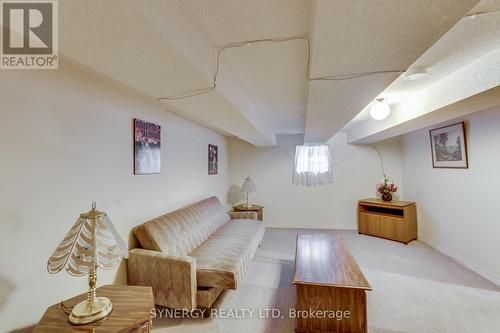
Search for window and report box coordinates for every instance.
[293,145,334,186]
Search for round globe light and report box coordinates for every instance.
[370,99,390,120]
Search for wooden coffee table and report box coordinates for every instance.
[293,233,372,333]
[33,285,154,333]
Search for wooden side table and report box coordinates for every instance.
[233,204,264,221]
[33,285,154,333]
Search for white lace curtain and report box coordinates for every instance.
[293,144,334,186]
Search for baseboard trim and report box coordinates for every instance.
[265,225,357,231]
[419,233,500,287]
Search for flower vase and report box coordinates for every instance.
[382,192,392,202]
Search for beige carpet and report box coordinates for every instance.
[152,229,500,333]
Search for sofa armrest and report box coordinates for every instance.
[127,248,197,310]
[229,211,258,220]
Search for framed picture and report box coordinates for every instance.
[429,122,468,169]
[134,119,161,175]
[208,144,218,175]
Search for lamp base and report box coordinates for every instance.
[69,296,113,325]
[242,203,253,208]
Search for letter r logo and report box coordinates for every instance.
[2,1,53,54]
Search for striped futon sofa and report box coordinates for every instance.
[127,196,265,311]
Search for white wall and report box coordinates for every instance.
[228,133,404,229]
[0,60,228,332]
[402,107,500,285]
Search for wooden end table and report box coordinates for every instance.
[233,204,264,221]
[33,285,154,333]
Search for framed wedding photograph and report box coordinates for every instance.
[429,122,468,169]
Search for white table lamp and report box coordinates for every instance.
[241,175,257,208]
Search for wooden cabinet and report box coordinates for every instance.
[358,198,417,244]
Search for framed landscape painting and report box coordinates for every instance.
[208,144,218,175]
[429,122,468,169]
[134,119,161,175]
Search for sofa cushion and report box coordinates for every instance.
[133,197,230,256]
[190,219,265,289]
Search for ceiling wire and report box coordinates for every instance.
[464,9,500,19]
[157,8,500,101]
[274,143,386,177]
[158,36,403,101]
[159,36,307,100]
[369,145,386,177]
[329,145,385,177]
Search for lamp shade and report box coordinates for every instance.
[47,203,128,325]
[47,206,128,276]
[241,175,257,193]
[47,204,128,276]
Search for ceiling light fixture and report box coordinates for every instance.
[370,98,390,120]
[403,66,428,80]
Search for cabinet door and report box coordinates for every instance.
[359,213,380,235]
[380,217,404,240]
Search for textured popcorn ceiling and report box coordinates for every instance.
[343,0,500,132]
[304,0,478,142]
[59,0,482,146]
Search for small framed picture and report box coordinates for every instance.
[208,144,218,175]
[134,119,161,175]
[429,122,468,169]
